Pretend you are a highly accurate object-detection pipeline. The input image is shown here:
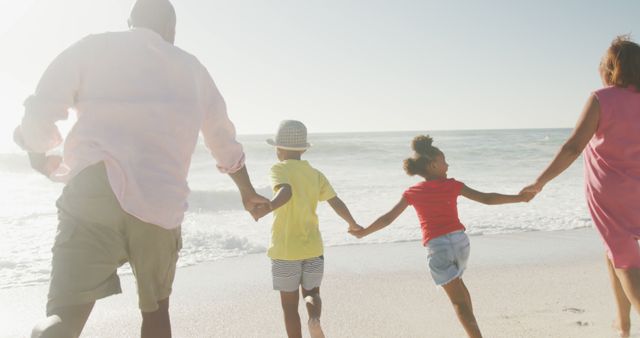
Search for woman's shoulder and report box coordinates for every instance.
[594,86,638,100]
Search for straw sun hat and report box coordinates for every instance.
[266,120,312,151]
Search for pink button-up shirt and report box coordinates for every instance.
[17,28,245,229]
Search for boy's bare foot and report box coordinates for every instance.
[308,318,326,338]
[613,320,630,338]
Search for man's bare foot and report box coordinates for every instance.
[613,320,630,338]
[308,318,325,338]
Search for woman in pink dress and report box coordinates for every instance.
[522,35,640,337]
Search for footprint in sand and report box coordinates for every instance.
[563,307,586,314]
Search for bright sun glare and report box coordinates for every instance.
[0,1,36,35]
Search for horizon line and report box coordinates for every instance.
[237,126,573,136]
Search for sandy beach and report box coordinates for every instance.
[2,228,637,338]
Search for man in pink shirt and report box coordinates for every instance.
[14,1,268,337]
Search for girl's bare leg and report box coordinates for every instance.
[607,256,631,337]
[442,278,482,338]
[280,291,302,338]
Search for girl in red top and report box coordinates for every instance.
[353,135,532,338]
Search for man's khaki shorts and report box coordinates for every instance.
[48,163,181,314]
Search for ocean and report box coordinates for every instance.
[0,129,592,289]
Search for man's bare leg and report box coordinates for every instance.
[31,302,95,338]
[141,298,172,338]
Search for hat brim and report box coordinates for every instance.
[266,139,311,151]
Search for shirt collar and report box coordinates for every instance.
[130,27,164,41]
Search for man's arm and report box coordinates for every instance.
[16,41,83,176]
[228,166,270,220]
[199,68,246,174]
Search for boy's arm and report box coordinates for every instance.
[356,197,409,238]
[270,184,292,210]
[461,185,533,205]
[253,184,292,220]
[327,196,362,232]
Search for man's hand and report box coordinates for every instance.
[251,203,272,221]
[240,191,270,221]
[28,153,62,177]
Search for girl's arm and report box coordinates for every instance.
[523,94,600,194]
[253,184,292,220]
[461,185,531,205]
[327,196,363,232]
[355,197,409,238]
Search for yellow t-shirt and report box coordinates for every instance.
[268,160,336,260]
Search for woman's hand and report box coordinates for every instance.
[520,182,544,195]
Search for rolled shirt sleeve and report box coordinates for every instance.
[18,41,82,153]
[199,69,245,173]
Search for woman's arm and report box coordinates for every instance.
[354,197,409,238]
[461,185,532,205]
[523,94,600,194]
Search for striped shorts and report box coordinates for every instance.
[271,256,324,292]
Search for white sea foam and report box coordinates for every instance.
[0,129,592,289]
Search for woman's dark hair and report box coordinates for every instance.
[403,135,443,176]
[600,35,640,89]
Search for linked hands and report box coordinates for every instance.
[348,223,367,239]
[519,181,544,202]
[240,191,270,221]
[251,203,272,221]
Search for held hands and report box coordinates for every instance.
[348,223,366,239]
[251,203,272,221]
[518,190,536,203]
[519,181,544,202]
[240,191,270,221]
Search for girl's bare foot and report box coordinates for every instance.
[308,318,326,338]
[613,320,630,338]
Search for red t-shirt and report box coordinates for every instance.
[402,178,466,245]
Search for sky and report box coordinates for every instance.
[0,0,639,152]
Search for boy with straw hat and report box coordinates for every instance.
[255,120,363,338]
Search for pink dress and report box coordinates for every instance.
[585,86,640,268]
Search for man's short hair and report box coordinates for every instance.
[129,0,176,32]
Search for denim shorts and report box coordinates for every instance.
[425,231,470,286]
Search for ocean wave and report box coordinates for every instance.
[187,186,272,212]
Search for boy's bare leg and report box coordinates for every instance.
[302,287,325,338]
[607,257,631,337]
[280,291,302,338]
[442,278,482,338]
[141,298,171,338]
[31,302,95,338]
